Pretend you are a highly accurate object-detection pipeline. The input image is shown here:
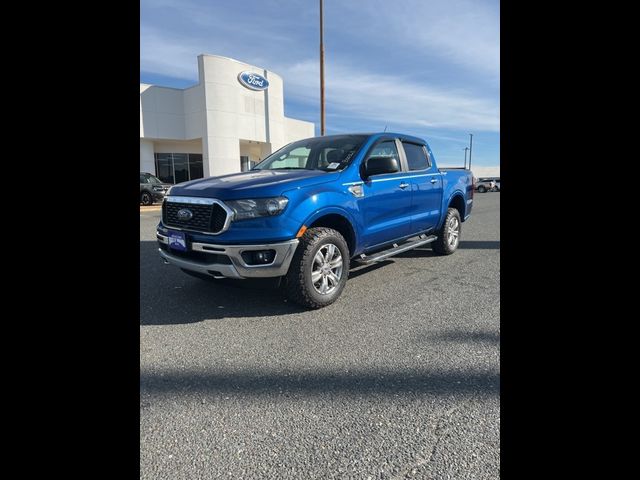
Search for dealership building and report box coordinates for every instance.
[140,54,315,184]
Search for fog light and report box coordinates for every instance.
[241,249,276,265]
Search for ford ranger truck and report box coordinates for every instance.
[157,133,474,308]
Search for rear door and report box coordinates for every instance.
[358,138,413,248]
[400,141,443,233]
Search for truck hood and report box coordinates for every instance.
[168,169,336,199]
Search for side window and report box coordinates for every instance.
[368,140,400,164]
[402,142,429,170]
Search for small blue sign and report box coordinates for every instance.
[238,71,269,91]
[168,230,187,252]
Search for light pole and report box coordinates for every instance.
[319,0,325,135]
[464,147,469,169]
[468,133,473,170]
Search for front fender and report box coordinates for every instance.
[283,186,362,249]
[302,205,358,228]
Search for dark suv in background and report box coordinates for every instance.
[140,172,171,205]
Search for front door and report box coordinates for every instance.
[358,139,413,249]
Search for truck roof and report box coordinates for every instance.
[373,132,427,144]
[321,132,428,145]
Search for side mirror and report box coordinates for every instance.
[363,155,399,178]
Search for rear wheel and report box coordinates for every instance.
[432,208,461,255]
[284,227,350,309]
[140,191,153,205]
[478,185,486,193]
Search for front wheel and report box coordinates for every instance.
[478,186,486,193]
[284,227,350,309]
[140,191,153,205]
[432,208,462,255]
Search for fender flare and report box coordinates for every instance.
[302,205,358,230]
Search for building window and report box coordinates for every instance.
[155,153,173,184]
[189,154,203,179]
[240,156,256,172]
[173,153,189,184]
[154,153,204,184]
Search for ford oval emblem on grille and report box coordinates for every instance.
[177,208,193,221]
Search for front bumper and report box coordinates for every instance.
[157,232,299,279]
[151,191,166,201]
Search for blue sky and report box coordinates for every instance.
[141,0,499,168]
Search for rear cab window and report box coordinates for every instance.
[402,142,430,171]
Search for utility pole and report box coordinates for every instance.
[464,147,469,169]
[468,133,473,170]
[319,0,325,135]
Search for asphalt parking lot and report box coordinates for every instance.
[140,192,500,479]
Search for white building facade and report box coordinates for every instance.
[140,54,315,183]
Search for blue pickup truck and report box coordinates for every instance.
[157,133,474,308]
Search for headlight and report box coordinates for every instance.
[226,197,289,221]
[152,186,165,192]
[164,186,173,196]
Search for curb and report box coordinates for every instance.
[140,205,162,212]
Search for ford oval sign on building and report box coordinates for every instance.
[238,71,269,91]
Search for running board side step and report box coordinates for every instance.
[358,235,437,264]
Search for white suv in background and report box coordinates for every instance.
[476,178,496,193]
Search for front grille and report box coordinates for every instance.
[162,201,228,234]
[211,204,228,232]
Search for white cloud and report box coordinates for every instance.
[140,1,500,133]
[140,26,200,80]
[336,0,499,81]
[279,60,499,132]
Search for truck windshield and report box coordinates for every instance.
[253,135,368,172]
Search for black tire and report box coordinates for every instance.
[478,186,486,193]
[284,227,350,309]
[432,208,462,255]
[141,191,154,206]
[180,268,219,282]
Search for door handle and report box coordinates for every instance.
[430,178,438,184]
[399,182,410,189]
